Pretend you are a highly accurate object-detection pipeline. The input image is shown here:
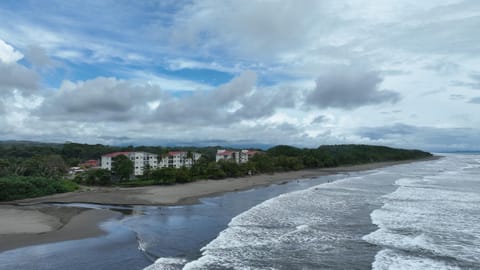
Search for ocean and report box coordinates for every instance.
[1,154,478,269]
[148,154,480,269]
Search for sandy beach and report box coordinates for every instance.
[0,157,437,253]
[0,205,120,252]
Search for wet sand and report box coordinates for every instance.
[0,205,120,252]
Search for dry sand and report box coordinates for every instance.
[0,157,438,252]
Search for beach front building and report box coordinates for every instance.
[240,149,259,163]
[163,151,202,168]
[216,149,240,163]
[216,149,259,163]
[101,151,159,176]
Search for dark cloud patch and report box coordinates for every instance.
[424,61,459,75]
[306,66,400,109]
[233,86,295,120]
[275,123,299,133]
[420,89,444,97]
[469,97,480,104]
[380,69,410,76]
[380,110,402,115]
[311,115,327,124]
[37,77,162,121]
[449,94,465,101]
[357,123,415,140]
[0,62,39,94]
[357,123,480,151]
[451,73,480,90]
[24,45,54,68]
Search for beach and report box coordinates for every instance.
[0,158,436,253]
[0,205,120,252]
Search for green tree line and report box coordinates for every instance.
[0,141,432,199]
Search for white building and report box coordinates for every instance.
[162,151,202,168]
[101,151,158,176]
[101,151,202,176]
[216,149,239,163]
[240,149,259,163]
[216,149,259,163]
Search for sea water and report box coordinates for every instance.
[146,154,480,269]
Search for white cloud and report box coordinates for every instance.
[37,77,163,121]
[130,71,214,92]
[167,58,240,73]
[0,39,23,64]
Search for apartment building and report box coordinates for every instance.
[101,151,158,176]
[164,151,202,168]
[101,150,201,176]
[216,149,259,163]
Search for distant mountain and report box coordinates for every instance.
[0,140,62,147]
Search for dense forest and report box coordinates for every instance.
[0,141,432,200]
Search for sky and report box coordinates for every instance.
[0,0,479,151]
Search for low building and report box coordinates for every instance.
[101,151,158,176]
[216,149,259,163]
[216,149,240,163]
[240,150,259,163]
[68,166,84,175]
[79,159,99,168]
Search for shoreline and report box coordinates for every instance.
[5,156,439,207]
[0,156,439,253]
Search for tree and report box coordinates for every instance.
[175,167,192,183]
[143,163,152,180]
[250,154,274,173]
[206,162,226,179]
[0,159,9,177]
[112,155,134,181]
[151,167,176,184]
[218,160,241,177]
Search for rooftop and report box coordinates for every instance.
[102,151,131,158]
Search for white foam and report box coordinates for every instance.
[295,224,309,231]
[143,257,188,270]
[372,249,461,270]
[178,171,397,269]
[367,154,480,267]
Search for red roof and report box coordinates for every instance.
[102,152,131,158]
[80,160,99,167]
[217,150,236,155]
[168,151,186,156]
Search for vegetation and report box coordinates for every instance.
[0,140,433,197]
[0,176,78,201]
[73,169,112,186]
[112,155,134,181]
[125,144,431,186]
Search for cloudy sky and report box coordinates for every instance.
[0,0,479,151]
